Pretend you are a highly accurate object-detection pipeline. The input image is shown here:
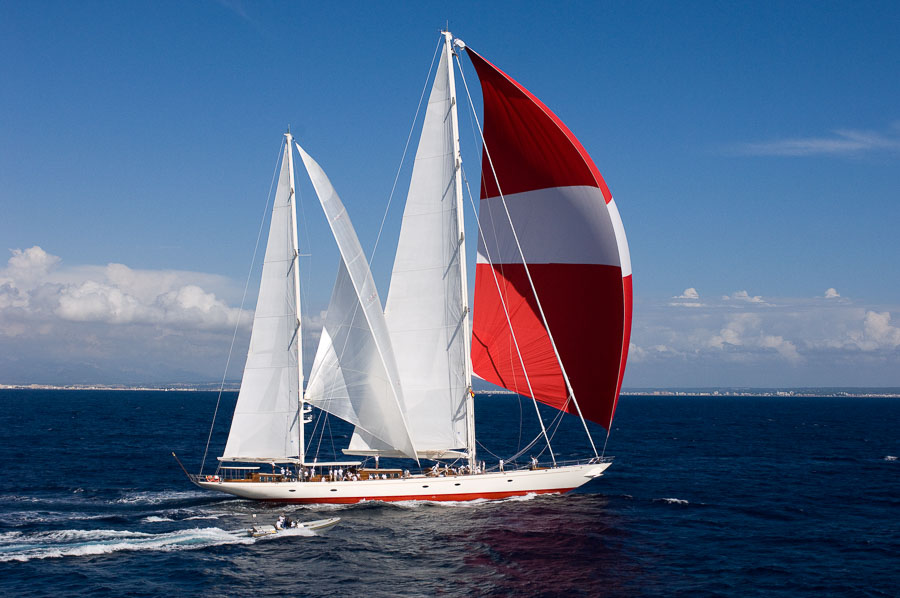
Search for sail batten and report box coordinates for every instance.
[467,48,632,431]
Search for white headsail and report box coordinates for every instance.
[222,140,301,462]
[345,40,472,459]
[296,143,418,461]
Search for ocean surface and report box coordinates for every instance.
[0,390,897,597]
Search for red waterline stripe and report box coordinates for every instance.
[260,487,576,504]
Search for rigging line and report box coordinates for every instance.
[459,160,555,465]
[456,66,522,409]
[306,407,332,464]
[367,35,442,265]
[456,50,600,460]
[601,426,612,458]
[455,57,556,467]
[544,398,570,443]
[304,403,324,456]
[296,166,313,345]
[517,392,524,454]
[507,402,567,463]
[458,95,527,460]
[504,432,542,462]
[200,138,285,475]
[326,414,337,462]
[459,101,521,402]
[314,412,329,462]
[459,164,525,458]
[459,165,555,466]
[474,439,502,460]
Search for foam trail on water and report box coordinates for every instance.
[0,511,113,526]
[325,493,542,511]
[655,497,689,505]
[0,525,313,563]
[400,493,540,509]
[112,490,211,505]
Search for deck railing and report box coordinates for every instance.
[190,456,613,484]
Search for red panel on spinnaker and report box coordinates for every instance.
[467,48,631,430]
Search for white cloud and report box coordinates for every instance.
[626,291,900,386]
[675,287,700,300]
[706,312,799,359]
[0,246,336,384]
[759,333,801,361]
[705,313,800,361]
[669,287,704,307]
[0,246,261,383]
[824,288,840,299]
[56,280,147,324]
[722,290,768,305]
[855,311,900,351]
[1,248,245,331]
[5,246,61,284]
[732,123,900,157]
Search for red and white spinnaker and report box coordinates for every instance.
[468,49,632,431]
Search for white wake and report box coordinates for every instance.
[0,525,313,562]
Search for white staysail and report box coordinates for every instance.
[222,140,301,462]
[345,42,471,459]
[296,142,418,461]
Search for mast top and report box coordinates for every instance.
[441,30,465,51]
[285,125,292,141]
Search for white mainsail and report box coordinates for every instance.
[297,143,418,461]
[222,140,301,462]
[345,41,472,459]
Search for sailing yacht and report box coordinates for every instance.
[188,32,632,503]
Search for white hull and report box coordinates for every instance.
[197,462,610,504]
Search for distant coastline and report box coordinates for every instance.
[0,383,241,392]
[1,383,898,398]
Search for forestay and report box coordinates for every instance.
[346,43,470,458]
[296,143,418,461]
[222,142,301,461]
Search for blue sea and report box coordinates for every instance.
[0,390,897,597]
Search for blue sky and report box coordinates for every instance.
[1,1,898,386]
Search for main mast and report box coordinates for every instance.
[285,131,306,464]
[443,31,476,470]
